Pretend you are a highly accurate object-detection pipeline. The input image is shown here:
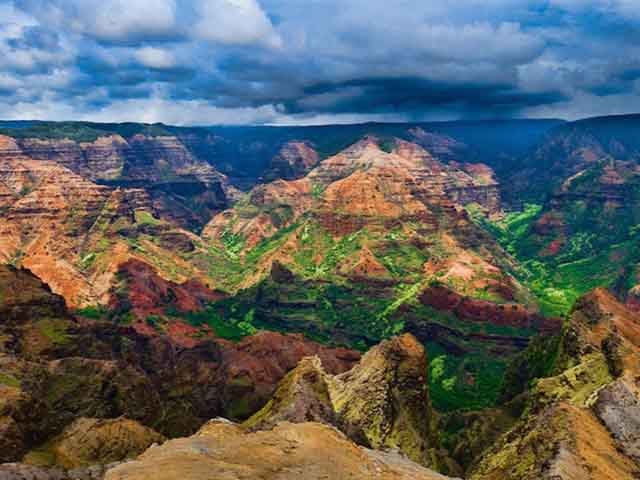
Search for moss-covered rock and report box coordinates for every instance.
[244,334,460,476]
[24,417,165,469]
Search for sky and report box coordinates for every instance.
[1,0,640,125]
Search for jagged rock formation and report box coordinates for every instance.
[104,420,456,480]
[0,265,359,464]
[244,334,458,474]
[469,288,640,479]
[24,418,165,469]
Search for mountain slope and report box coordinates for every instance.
[470,288,640,479]
[0,264,359,463]
[199,137,559,410]
[471,117,640,316]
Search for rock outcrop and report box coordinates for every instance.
[469,289,640,479]
[0,132,231,231]
[104,420,456,480]
[24,418,165,469]
[244,334,457,474]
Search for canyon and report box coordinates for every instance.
[0,116,639,479]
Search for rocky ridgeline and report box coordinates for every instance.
[104,421,455,480]
[205,136,500,253]
[469,288,640,479]
[1,269,638,479]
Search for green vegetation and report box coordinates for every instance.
[36,318,71,344]
[75,305,109,320]
[0,122,110,142]
[0,372,20,388]
[468,198,640,316]
[134,210,163,226]
[167,304,257,342]
[0,121,174,142]
[428,343,506,411]
[311,182,325,199]
[220,229,245,258]
[499,334,561,402]
[466,203,542,256]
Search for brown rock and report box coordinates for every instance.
[104,420,456,480]
[24,418,165,469]
[244,334,457,474]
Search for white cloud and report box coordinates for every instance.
[134,47,176,69]
[194,0,282,48]
[16,0,180,43]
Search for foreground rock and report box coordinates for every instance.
[24,418,165,469]
[244,334,459,475]
[0,463,112,480]
[105,420,456,480]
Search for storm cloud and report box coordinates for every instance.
[0,0,639,124]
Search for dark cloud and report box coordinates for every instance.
[281,78,567,115]
[0,0,639,123]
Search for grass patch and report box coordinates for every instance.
[134,210,162,226]
[0,372,20,388]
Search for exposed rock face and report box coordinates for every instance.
[306,137,499,216]
[244,334,456,474]
[418,285,560,337]
[0,462,112,480]
[108,259,225,330]
[0,157,124,306]
[104,420,456,480]
[0,146,236,308]
[471,402,639,480]
[0,265,360,464]
[13,136,128,181]
[469,289,640,479]
[243,356,337,429]
[216,332,360,419]
[205,136,502,253]
[0,133,231,231]
[202,177,313,250]
[262,141,320,181]
[593,379,640,462]
[197,136,553,413]
[331,334,448,470]
[24,418,165,469]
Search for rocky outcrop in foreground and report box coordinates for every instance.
[104,420,456,480]
[24,418,164,470]
[244,334,458,475]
